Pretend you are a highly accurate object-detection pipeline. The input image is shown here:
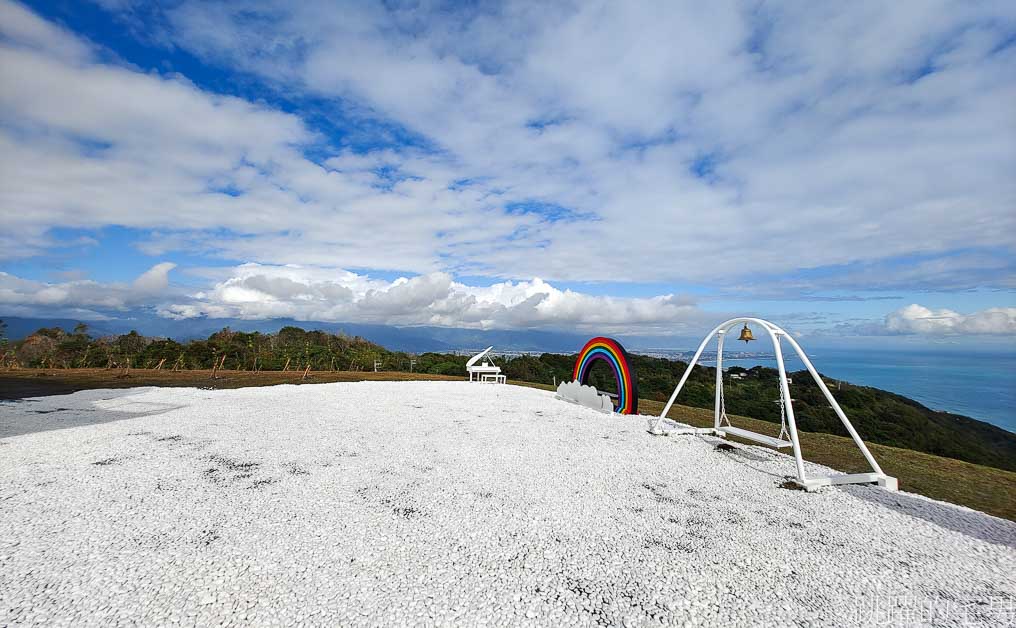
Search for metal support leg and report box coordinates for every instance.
[773,333,807,484]
[714,331,725,430]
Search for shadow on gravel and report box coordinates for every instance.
[710,436,1016,548]
[0,391,186,439]
[709,440,787,480]
[843,484,1016,549]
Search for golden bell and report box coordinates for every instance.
[737,323,755,343]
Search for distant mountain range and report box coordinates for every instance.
[0,315,694,354]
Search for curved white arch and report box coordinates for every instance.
[652,317,896,491]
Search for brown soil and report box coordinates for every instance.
[0,368,461,401]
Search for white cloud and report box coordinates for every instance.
[0,1,526,271]
[132,262,177,294]
[885,304,1016,335]
[0,263,180,314]
[0,0,92,62]
[5,265,1013,337]
[149,0,1016,286]
[1,0,1014,294]
[153,263,709,333]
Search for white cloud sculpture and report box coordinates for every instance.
[555,380,614,414]
[885,304,1016,335]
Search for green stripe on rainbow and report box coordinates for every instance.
[572,336,639,415]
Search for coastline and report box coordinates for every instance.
[634,346,1016,434]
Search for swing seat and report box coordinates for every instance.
[716,426,793,449]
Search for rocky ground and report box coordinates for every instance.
[1,381,1013,626]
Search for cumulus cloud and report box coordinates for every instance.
[0,263,180,318]
[153,0,1016,285]
[1,0,1014,292]
[146,263,706,333]
[885,304,1016,335]
[5,265,1013,338]
[132,262,177,294]
[0,0,92,62]
[0,1,519,272]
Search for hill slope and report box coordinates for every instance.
[498,353,1016,472]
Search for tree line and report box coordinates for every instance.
[3,324,414,373]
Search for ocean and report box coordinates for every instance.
[676,347,1016,434]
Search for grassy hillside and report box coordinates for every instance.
[494,353,1016,473]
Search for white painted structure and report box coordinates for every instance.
[466,346,503,383]
[555,380,614,413]
[651,317,898,492]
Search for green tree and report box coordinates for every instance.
[0,319,8,355]
[116,331,147,364]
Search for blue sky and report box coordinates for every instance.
[1,0,1014,347]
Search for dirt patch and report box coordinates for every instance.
[779,479,806,491]
[203,455,263,487]
[641,482,680,505]
[247,478,277,490]
[643,535,694,553]
[391,506,422,518]
[0,368,462,402]
[283,463,310,476]
[377,494,425,519]
[206,455,259,472]
[197,529,220,546]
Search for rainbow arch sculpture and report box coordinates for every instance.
[573,337,639,415]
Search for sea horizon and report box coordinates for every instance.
[625,345,1015,434]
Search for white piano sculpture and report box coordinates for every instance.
[465,346,505,383]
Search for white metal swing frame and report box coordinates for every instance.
[650,318,898,492]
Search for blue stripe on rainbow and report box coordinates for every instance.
[573,337,639,415]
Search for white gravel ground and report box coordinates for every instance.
[1,381,1014,627]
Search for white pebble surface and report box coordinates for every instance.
[1,381,1014,627]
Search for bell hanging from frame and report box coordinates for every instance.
[737,323,755,343]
